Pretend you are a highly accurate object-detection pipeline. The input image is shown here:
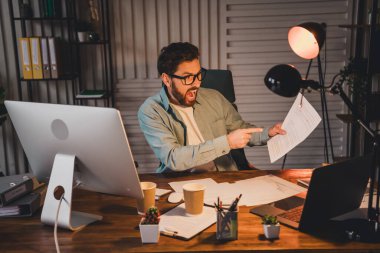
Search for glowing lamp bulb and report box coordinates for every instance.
[288,26,320,59]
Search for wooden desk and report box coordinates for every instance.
[0,169,379,252]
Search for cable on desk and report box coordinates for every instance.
[54,193,65,253]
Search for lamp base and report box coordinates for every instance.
[339,219,380,243]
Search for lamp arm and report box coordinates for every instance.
[330,83,376,138]
[330,81,379,226]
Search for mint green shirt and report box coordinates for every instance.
[138,87,269,173]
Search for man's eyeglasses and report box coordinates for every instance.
[168,68,207,85]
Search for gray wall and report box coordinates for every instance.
[111,0,352,173]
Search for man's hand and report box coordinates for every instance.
[268,123,286,137]
[227,128,263,149]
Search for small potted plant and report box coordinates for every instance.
[139,206,160,243]
[75,20,92,42]
[262,215,280,239]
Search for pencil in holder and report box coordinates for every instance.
[216,208,238,240]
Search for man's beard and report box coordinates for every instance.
[172,84,198,107]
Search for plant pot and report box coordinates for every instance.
[139,220,160,243]
[263,223,280,239]
[77,32,88,42]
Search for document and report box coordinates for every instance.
[267,93,321,163]
[168,175,306,207]
[230,174,306,206]
[168,178,218,194]
[159,203,216,240]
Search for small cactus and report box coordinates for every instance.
[261,215,278,225]
[141,206,160,225]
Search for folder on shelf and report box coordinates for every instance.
[40,37,51,79]
[18,38,33,79]
[48,37,60,78]
[30,38,43,79]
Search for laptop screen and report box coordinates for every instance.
[299,154,372,231]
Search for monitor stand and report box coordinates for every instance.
[41,154,103,231]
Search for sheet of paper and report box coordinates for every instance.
[159,203,216,240]
[232,175,306,206]
[267,93,321,163]
[155,188,172,200]
[170,175,306,208]
[168,178,218,194]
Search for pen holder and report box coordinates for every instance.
[216,208,238,241]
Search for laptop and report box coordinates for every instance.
[250,154,372,232]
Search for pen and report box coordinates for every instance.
[229,194,242,211]
[161,227,178,237]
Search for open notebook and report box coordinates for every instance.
[159,203,216,240]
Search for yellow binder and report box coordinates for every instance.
[30,37,43,79]
[19,38,33,79]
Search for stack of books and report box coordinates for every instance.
[0,173,46,217]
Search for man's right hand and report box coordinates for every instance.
[227,128,263,149]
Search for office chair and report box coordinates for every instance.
[202,69,256,170]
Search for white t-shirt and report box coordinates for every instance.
[171,103,216,171]
[170,103,205,145]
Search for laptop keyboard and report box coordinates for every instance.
[278,205,304,223]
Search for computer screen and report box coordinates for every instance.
[5,100,143,230]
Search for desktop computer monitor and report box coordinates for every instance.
[5,100,143,230]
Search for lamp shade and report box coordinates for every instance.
[264,64,320,97]
[288,22,326,59]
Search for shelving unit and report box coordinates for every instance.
[336,0,380,157]
[8,0,114,107]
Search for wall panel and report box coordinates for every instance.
[112,0,351,173]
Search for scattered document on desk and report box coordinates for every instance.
[155,188,172,200]
[229,175,306,206]
[267,93,321,163]
[159,203,216,240]
[168,175,306,207]
[169,178,218,194]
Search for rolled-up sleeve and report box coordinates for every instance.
[138,101,231,172]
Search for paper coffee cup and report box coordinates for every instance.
[136,182,157,215]
[183,183,205,215]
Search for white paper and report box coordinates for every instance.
[169,175,306,208]
[159,203,216,240]
[168,178,218,194]
[231,175,306,206]
[267,93,321,163]
[155,188,172,197]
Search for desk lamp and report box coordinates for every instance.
[264,46,380,245]
[265,22,334,168]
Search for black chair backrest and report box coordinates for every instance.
[202,69,236,104]
[201,69,255,170]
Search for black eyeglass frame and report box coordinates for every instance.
[167,68,207,85]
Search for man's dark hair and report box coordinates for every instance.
[157,42,199,75]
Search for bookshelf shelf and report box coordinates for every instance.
[9,0,114,107]
[13,17,74,21]
[76,40,109,45]
[20,75,79,81]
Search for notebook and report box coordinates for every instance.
[250,154,372,232]
[159,203,216,240]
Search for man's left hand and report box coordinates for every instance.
[268,123,286,137]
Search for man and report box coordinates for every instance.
[138,42,285,173]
